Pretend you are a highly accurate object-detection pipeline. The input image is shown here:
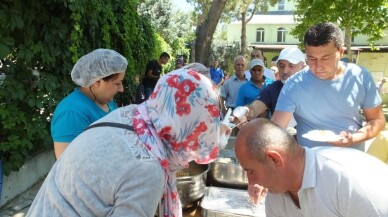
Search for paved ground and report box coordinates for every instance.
[0,178,44,217]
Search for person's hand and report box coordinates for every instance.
[220,123,232,136]
[247,183,267,206]
[232,106,249,128]
[328,130,356,147]
[231,115,248,129]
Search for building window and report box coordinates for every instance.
[277,28,286,42]
[256,28,265,42]
[278,0,285,10]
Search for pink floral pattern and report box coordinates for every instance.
[133,69,221,217]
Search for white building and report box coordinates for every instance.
[227,0,388,82]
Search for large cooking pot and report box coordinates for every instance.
[207,136,248,189]
[177,161,209,209]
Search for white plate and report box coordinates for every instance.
[302,130,343,142]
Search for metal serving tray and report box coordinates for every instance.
[200,187,266,217]
[207,137,248,188]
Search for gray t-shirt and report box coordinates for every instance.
[27,105,165,217]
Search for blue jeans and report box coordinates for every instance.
[144,86,155,100]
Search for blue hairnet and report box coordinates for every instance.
[71,49,128,87]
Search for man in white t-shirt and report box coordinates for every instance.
[245,48,275,81]
[236,118,388,217]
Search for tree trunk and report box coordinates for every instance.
[194,0,227,66]
[241,12,247,56]
[190,40,196,62]
[240,4,256,56]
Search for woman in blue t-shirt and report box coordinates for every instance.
[51,49,128,159]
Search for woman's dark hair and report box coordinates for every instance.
[102,73,119,81]
[160,52,170,59]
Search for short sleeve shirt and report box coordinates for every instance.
[220,74,248,108]
[210,67,224,84]
[256,80,283,114]
[275,63,381,149]
[143,60,162,88]
[235,78,273,107]
[266,147,388,217]
[51,88,117,143]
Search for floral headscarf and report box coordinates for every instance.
[133,69,221,217]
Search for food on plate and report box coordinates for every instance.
[302,130,342,142]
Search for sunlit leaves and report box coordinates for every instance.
[292,0,388,52]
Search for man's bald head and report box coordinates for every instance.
[236,118,298,163]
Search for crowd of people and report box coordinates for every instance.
[20,22,388,217]
[234,22,388,217]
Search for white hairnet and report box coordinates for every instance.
[71,48,128,87]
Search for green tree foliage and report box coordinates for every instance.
[187,0,211,23]
[138,0,173,40]
[292,0,388,59]
[138,0,194,72]
[169,36,191,71]
[186,0,232,66]
[0,0,157,175]
[187,0,278,64]
[226,0,277,55]
[150,32,175,73]
[193,0,227,65]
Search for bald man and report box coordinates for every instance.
[235,118,388,217]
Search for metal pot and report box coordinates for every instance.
[177,161,209,209]
[207,136,248,189]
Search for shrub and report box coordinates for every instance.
[0,0,157,175]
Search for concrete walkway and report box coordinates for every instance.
[0,178,44,217]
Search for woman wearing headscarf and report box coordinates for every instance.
[27,69,222,217]
[51,49,128,159]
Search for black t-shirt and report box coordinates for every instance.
[256,80,283,114]
[143,60,162,88]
